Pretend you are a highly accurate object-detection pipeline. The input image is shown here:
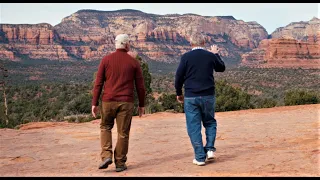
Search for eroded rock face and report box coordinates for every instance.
[271,17,320,40]
[241,18,320,69]
[0,9,268,64]
[0,24,70,60]
[0,24,54,45]
[241,32,320,68]
[0,45,15,60]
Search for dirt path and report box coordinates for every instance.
[0,104,319,177]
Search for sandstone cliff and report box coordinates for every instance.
[271,17,320,40]
[0,24,69,60]
[0,9,268,64]
[241,17,320,69]
[0,45,15,60]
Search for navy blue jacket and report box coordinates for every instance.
[175,49,225,97]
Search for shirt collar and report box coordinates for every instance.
[192,47,205,51]
[116,49,128,52]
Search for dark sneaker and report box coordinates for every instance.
[98,158,113,169]
[116,164,127,172]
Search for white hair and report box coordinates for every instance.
[189,32,205,46]
[115,34,130,49]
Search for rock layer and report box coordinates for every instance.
[0,9,268,64]
[241,33,320,68]
[241,18,320,69]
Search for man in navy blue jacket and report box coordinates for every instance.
[175,32,225,166]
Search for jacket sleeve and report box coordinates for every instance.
[92,59,106,106]
[175,56,187,96]
[213,53,226,72]
[135,62,146,107]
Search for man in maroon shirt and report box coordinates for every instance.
[91,34,146,172]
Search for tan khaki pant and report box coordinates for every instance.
[100,101,134,167]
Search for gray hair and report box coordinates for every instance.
[115,34,130,49]
[189,33,205,46]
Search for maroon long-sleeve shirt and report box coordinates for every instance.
[92,49,146,107]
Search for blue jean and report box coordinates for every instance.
[184,95,217,162]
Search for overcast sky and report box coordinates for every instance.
[0,3,318,34]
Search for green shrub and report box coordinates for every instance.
[158,93,184,113]
[251,97,278,109]
[215,80,254,112]
[132,55,153,116]
[284,90,319,106]
[65,114,96,123]
[147,101,164,113]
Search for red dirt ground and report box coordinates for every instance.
[0,104,319,177]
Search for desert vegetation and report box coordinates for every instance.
[1,57,319,128]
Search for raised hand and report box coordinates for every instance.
[210,45,219,54]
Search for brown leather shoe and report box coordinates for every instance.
[98,158,112,169]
